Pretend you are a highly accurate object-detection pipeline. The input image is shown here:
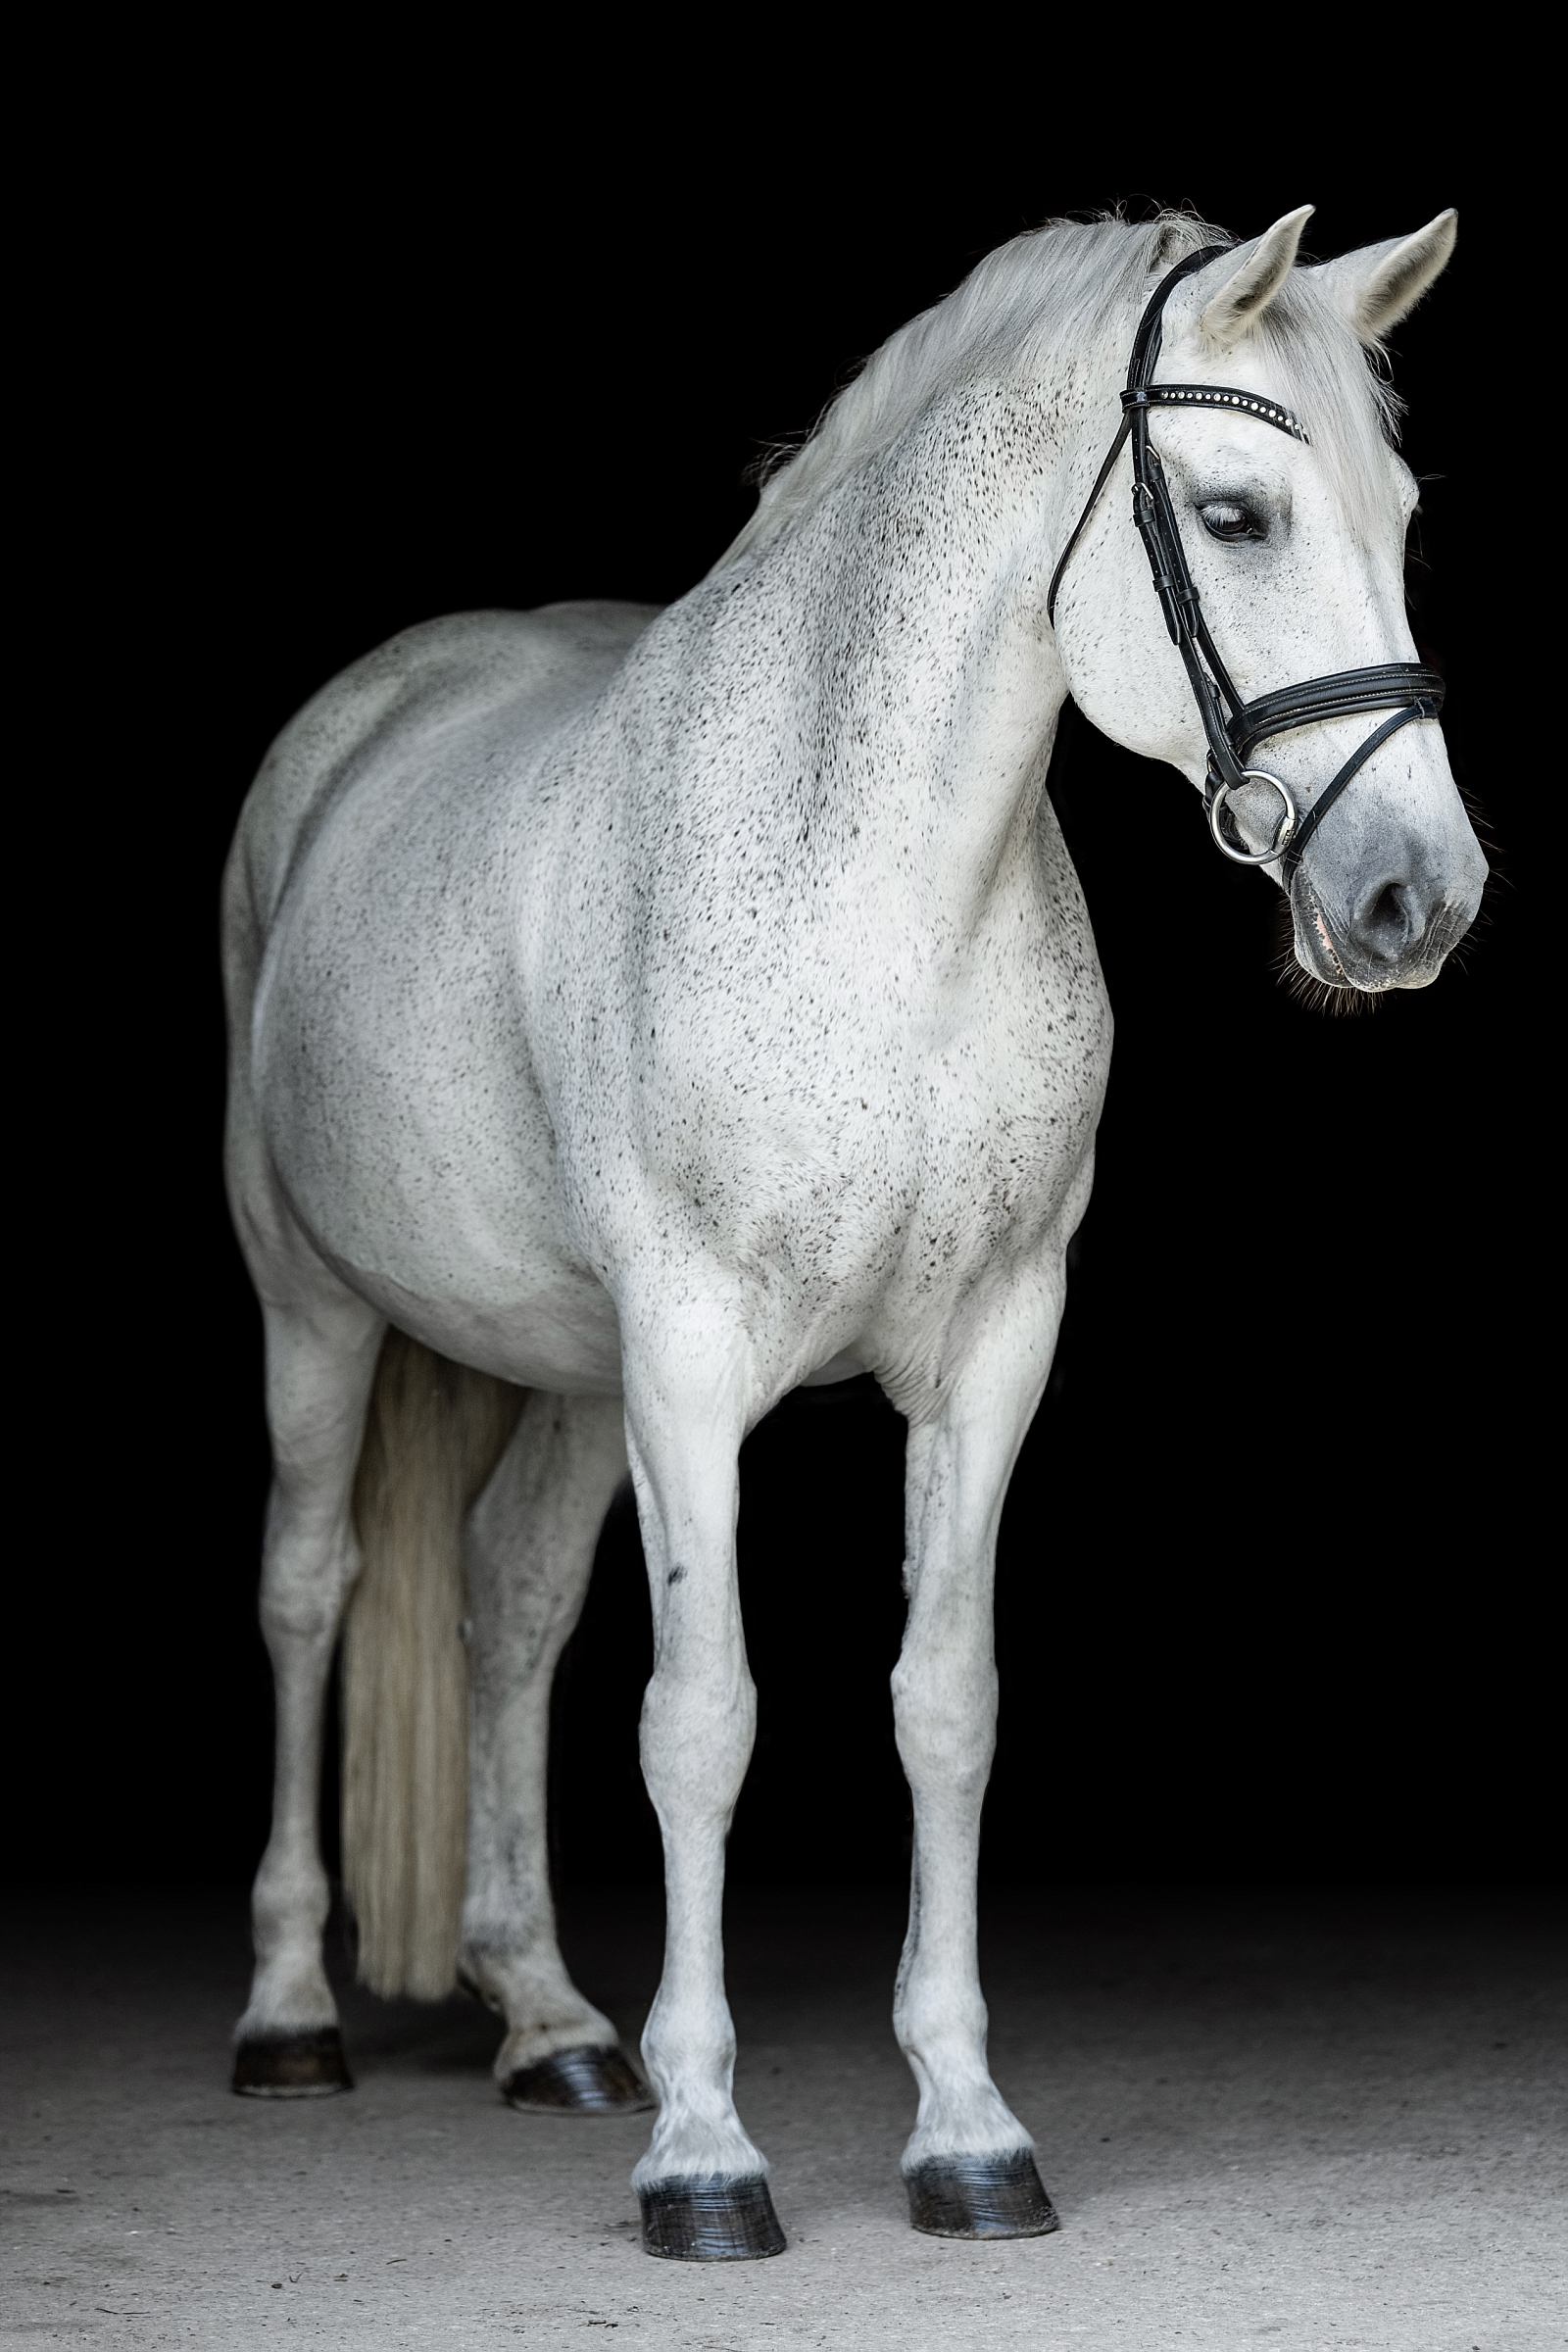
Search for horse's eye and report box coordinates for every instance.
[1199,501,1265,544]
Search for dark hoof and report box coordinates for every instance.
[231,2028,354,2098]
[639,2176,787,2261]
[906,2150,1059,2239]
[502,2044,654,2114]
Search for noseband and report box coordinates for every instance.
[1046,244,1444,880]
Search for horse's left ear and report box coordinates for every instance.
[1314,212,1458,343]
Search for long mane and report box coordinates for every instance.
[714,211,1403,571]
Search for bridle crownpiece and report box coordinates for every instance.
[1047,243,1443,880]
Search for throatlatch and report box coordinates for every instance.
[1047,243,1444,879]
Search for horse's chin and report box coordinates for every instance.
[1278,962,1381,1017]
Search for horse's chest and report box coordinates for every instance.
[583,908,1109,1325]
[873,992,1105,1287]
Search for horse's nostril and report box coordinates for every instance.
[1354,881,1416,960]
[1372,885,1407,942]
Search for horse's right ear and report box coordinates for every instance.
[1194,207,1315,350]
[1314,213,1458,344]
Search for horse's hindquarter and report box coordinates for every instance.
[236,605,661,1390]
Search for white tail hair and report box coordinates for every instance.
[341,1331,524,1999]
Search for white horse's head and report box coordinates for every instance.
[1057,209,1485,996]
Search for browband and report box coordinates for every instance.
[1123,384,1307,440]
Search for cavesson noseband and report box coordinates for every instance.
[1047,243,1444,879]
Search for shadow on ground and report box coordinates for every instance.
[2,1885,1563,2350]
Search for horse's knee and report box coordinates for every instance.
[639,1661,756,1820]
[890,1655,997,1796]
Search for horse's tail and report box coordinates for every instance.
[341,1330,524,1999]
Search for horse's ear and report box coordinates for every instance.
[1313,212,1458,343]
[1194,206,1315,350]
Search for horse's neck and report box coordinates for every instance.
[713,384,1073,927]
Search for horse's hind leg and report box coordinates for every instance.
[232,1281,385,2095]
[461,1391,651,2113]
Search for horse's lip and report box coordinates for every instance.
[1292,876,1352,987]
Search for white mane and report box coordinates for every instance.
[715,212,1403,570]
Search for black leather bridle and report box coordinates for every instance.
[1046,243,1444,881]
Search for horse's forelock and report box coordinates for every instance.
[1241,270,1406,536]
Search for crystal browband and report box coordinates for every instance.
[1121,385,1309,443]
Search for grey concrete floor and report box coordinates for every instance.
[1,1886,1562,2351]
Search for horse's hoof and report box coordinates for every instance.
[502,2044,654,2114]
[231,2028,354,2097]
[905,2150,1059,2239]
[638,2176,788,2261]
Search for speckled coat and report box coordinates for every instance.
[222,205,1479,2253]
[232,461,1107,1427]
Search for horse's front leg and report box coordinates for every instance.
[621,1321,784,2263]
[893,1268,1065,2239]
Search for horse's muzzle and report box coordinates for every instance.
[1291,858,1482,993]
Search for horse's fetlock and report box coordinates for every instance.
[252,1848,330,1941]
[640,1996,737,2091]
[633,2094,763,2189]
[239,1943,337,2039]
[895,1995,990,2066]
[458,1934,609,2047]
[493,1999,618,2076]
[460,1919,553,1978]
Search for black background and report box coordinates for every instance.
[20,94,1546,1900]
